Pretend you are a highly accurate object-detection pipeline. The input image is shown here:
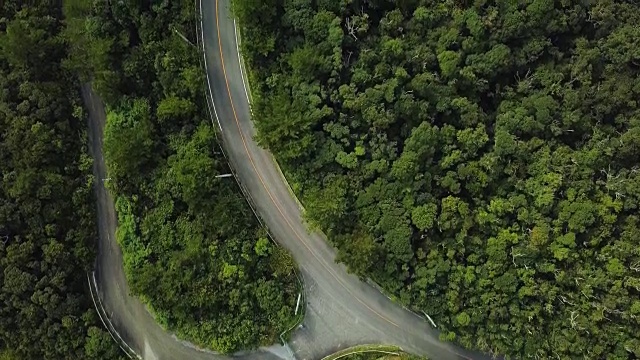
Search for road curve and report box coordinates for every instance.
[82,84,288,360]
[201,1,491,360]
[81,0,495,358]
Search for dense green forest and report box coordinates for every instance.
[72,0,299,353]
[0,1,124,359]
[234,0,640,358]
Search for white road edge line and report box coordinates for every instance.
[201,4,476,360]
[233,19,253,113]
[200,0,223,132]
[231,16,306,212]
[87,272,139,359]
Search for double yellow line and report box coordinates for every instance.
[213,0,400,328]
[212,2,474,359]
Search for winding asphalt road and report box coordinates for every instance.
[200,1,490,360]
[82,85,288,360]
[82,0,494,359]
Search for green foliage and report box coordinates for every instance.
[90,0,298,353]
[103,98,155,190]
[0,349,18,360]
[235,0,640,358]
[61,0,112,82]
[321,345,426,360]
[0,2,123,359]
[156,96,196,124]
[340,354,425,360]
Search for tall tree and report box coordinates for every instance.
[0,1,124,359]
[234,0,640,358]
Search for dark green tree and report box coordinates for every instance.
[233,0,640,358]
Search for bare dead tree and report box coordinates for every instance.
[607,308,626,316]
[616,130,624,147]
[344,50,353,67]
[559,295,575,306]
[511,246,524,267]
[345,17,358,40]
[599,306,612,322]
[570,311,578,329]
[581,290,595,300]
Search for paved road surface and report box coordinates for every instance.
[82,85,287,360]
[81,0,495,358]
[200,1,491,360]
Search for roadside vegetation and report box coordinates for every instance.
[321,345,426,360]
[65,0,299,353]
[0,1,124,359]
[340,353,425,360]
[233,0,640,358]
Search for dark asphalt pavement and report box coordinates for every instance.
[200,1,490,360]
[82,0,495,359]
[82,84,287,360]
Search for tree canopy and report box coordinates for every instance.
[0,1,124,359]
[234,0,640,358]
[77,0,299,353]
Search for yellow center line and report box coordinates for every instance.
[213,0,402,329]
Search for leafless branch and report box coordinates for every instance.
[559,295,575,306]
[345,17,358,40]
[570,311,578,329]
[581,290,595,299]
[344,50,353,67]
[511,247,524,267]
